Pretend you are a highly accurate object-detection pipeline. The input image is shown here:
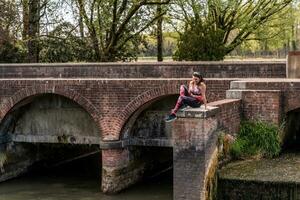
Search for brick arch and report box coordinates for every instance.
[105,84,181,140]
[285,92,300,113]
[0,85,101,131]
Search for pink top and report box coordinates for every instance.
[189,84,203,102]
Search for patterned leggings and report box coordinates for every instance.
[171,85,201,114]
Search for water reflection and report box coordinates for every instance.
[0,146,173,200]
[0,172,172,200]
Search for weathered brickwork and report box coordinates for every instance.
[0,79,233,141]
[208,99,242,134]
[226,80,300,125]
[101,148,147,193]
[227,90,283,124]
[0,61,286,78]
[173,107,220,200]
[230,80,300,112]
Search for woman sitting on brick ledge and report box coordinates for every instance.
[165,72,207,122]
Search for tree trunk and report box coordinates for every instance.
[79,13,84,39]
[157,4,163,62]
[292,24,297,51]
[27,0,40,63]
[90,28,101,61]
[22,0,29,41]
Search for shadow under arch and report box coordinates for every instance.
[0,86,101,133]
[117,84,180,140]
[120,93,179,141]
[283,107,300,151]
[110,93,176,196]
[0,92,103,188]
[0,93,102,144]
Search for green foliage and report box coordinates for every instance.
[174,21,227,61]
[172,0,293,61]
[236,5,297,57]
[0,41,26,63]
[139,32,178,57]
[39,22,95,62]
[230,121,281,159]
[76,0,171,62]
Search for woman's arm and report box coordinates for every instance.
[188,81,193,94]
[200,83,207,110]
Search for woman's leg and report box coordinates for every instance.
[166,85,193,122]
[171,85,191,114]
[171,96,201,114]
[182,96,202,108]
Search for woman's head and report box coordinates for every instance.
[192,72,204,84]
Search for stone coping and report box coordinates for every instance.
[0,78,241,81]
[176,105,220,118]
[231,78,300,83]
[0,61,285,67]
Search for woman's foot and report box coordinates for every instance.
[165,113,177,122]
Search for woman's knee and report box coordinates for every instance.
[180,85,188,96]
[180,85,188,90]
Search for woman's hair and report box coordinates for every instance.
[192,72,204,84]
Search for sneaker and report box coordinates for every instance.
[179,104,189,111]
[165,113,177,122]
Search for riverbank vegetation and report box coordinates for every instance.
[230,121,282,160]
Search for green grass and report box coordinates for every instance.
[230,120,281,160]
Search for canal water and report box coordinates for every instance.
[0,172,173,200]
[0,151,173,200]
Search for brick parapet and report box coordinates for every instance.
[208,99,242,135]
[0,61,286,78]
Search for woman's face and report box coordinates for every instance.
[192,75,200,84]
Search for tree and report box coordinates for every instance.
[22,0,53,63]
[0,0,25,63]
[172,0,293,61]
[39,22,94,62]
[76,0,170,62]
[157,2,163,61]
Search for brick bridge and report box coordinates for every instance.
[0,61,297,200]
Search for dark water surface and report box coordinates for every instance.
[0,146,173,200]
[0,171,173,200]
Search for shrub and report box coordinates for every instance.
[230,120,281,159]
[0,40,26,63]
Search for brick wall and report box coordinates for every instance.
[173,107,219,200]
[230,80,300,113]
[0,61,285,78]
[101,148,145,193]
[0,79,233,141]
[227,90,283,125]
[209,99,242,135]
